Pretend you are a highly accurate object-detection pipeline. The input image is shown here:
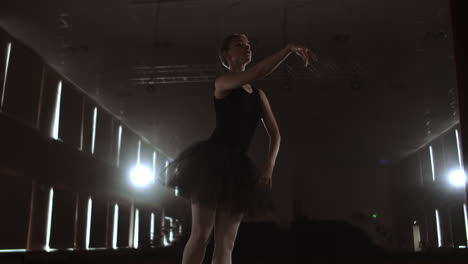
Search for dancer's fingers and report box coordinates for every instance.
[295,48,308,66]
[303,49,310,66]
[302,50,309,67]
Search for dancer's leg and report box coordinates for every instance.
[211,208,243,264]
[182,201,216,264]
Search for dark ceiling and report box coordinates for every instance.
[0,0,459,166]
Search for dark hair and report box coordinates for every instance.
[218,33,243,69]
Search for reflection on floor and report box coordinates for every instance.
[1,220,467,263]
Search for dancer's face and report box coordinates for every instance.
[225,34,252,67]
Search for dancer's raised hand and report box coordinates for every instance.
[287,43,318,67]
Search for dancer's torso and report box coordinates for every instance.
[210,86,263,153]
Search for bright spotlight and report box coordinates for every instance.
[130,166,153,187]
[449,170,467,187]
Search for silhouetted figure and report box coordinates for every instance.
[160,33,317,264]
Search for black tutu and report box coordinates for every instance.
[159,138,274,218]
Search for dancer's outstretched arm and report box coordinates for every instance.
[215,43,317,92]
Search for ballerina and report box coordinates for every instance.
[162,33,317,264]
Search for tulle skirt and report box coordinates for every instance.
[159,138,274,217]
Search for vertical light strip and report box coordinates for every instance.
[175,186,179,197]
[134,209,139,249]
[116,125,122,167]
[165,216,173,242]
[456,129,463,169]
[161,208,168,246]
[128,200,135,248]
[1,42,12,109]
[51,81,62,140]
[150,212,155,241]
[73,194,79,248]
[165,160,169,185]
[464,203,468,246]
[79,101,85,151]
[45,188,54,251]
[112,204,119,249]
[429,146,435,181]
[137,140,141,166]
[152,152,157,184]
[91,107,97,155]
[435,209,442,247]
[26,182,36,250]
[35,66,47,130]
[86,197,92,250]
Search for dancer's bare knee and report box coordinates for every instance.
[190,230,212,246]
[190,201,216,247]
[213,208,243,252]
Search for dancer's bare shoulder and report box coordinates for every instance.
[214,69,261,98]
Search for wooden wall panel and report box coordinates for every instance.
[0,28,10,108]
[89,198,108,248]
[119,127,139,181]
[58,81,83,150]
[27,183,50,251]
[94,108,113,164]
[110,120,121,167]
[38,66,61,138]
[0,175,31,249]
[450,203,467,247]
[431,140,446,183]
[1,40,42,128]
[117,202,131,248]
[49,189,75,249]
[137,209,151,248]
[81,99,95,155]
[419,146,433,185]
